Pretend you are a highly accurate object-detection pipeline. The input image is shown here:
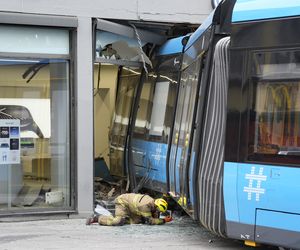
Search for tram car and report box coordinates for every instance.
[111,1,300,248]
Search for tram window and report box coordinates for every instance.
[110,67,141,146]
[133,76,155,138]
[132,73,178,143]
[132,54,180,143]
[149,81,170,137]
[248,50,300,164]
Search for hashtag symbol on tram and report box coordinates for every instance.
[243,166,267,201]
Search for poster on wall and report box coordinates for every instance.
[0,119,20,165]
[0,99,51,138]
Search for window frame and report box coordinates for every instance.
[245,48,300,166]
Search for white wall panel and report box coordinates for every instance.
[76,17,94,216]
[138,0,212,23]
[0,0,212,24]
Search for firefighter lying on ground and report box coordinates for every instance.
[86,193,173,226]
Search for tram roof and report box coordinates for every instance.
[157,36,186,56]
[184,10,215,51]
[232,0,300,23]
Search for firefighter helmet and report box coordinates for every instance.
[154,198,168,213]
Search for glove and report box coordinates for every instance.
[163,216,173,223]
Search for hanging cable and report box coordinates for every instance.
[130,23,148,75]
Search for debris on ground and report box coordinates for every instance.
[94,177,123,214]
[95,204,112,216]
[107,187,115,198]
[94,177,122,200]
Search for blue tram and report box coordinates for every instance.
[113,0,300,248]
[225,0,300,248]
[128,35,188,193]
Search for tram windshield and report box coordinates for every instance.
[249,50,300,161]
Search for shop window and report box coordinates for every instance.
[0,25,72,212]
[0,25,69,54]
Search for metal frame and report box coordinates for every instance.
[96,18,165,45]
[69,27,78,213]
[0,209,76,219]
[0,12,77,27]
[94,57,142,68]
[0,52,70,60]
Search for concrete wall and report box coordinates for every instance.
[0,0,212,24]
[76,17,94,216]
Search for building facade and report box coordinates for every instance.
[0,0,212,219]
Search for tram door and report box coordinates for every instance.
[169,59,201,214]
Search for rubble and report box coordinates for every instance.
[94,177,123,213]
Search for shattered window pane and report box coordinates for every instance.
[96,31,151,65]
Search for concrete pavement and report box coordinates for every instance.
[0,215,276,250]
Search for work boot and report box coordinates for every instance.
[85,214,99,225]
[117,217,126,226]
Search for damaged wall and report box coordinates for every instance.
[0,0,212,24]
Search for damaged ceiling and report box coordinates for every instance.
[106,19,198,39]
